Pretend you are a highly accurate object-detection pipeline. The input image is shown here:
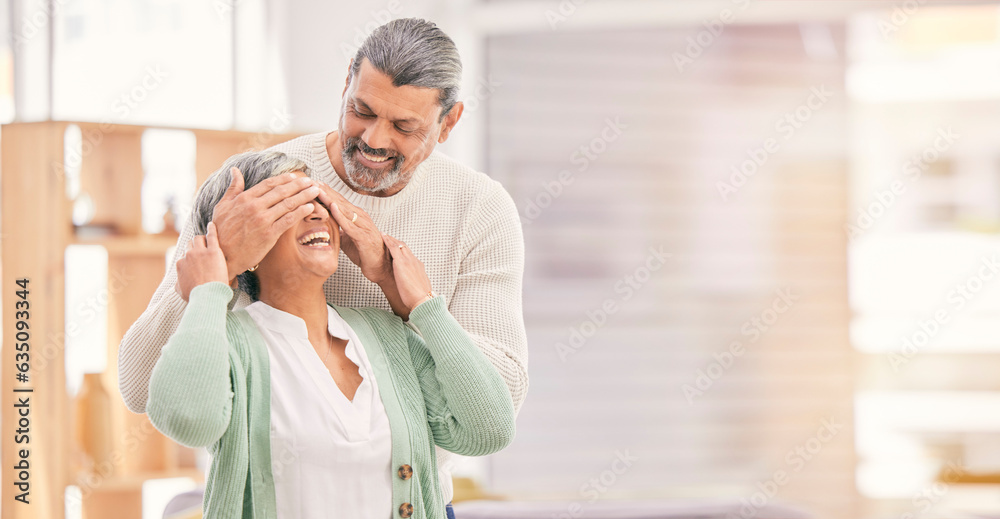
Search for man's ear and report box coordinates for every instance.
[343,59,354,97]
[437,101,464,143]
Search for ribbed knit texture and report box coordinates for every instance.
[147,282,516,519]
[118,132,528,502]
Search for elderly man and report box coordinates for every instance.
[118,17,526,515]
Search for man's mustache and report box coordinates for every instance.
[347,138,397,159]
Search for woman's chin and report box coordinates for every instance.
[309,257,339,279]
[266,243,337,283]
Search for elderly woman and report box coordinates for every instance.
[146,151,515,519]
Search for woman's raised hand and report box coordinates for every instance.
[175,222,231,301]
[382,234,435,314]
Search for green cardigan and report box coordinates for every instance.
[146,282,516,519]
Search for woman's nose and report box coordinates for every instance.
[307,199,330,220]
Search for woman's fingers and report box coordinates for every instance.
[205,222,220,248]
[381,234,432,311]
[383,235,419,266]
[382,234,404,258]
[382,233,402,249]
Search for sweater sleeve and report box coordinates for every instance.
[117,215,251,414]
[450,184,529,414]
[147,282,235,448]
[406,296,516,456]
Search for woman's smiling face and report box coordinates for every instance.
[254,171,340,287]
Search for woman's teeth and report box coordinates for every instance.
[298,231,331,247]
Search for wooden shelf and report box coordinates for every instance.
[84,469,204,492]
[1,121,300,519]
[71,235,179,256]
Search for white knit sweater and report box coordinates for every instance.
[117,132,528,504]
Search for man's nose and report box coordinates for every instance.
[361,118,392,151]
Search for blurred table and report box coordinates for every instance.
[452,499,812,519]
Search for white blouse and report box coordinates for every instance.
[245,301,393,519]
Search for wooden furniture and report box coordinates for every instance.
[1,121,301,519]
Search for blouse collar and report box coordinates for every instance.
[246,301,351,342]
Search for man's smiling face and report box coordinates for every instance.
[337,59,462,196]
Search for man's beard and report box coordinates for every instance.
[341,137,407,194]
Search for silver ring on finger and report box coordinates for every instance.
[351,212,358,223]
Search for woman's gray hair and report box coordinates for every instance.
[350,18,462,120]
[190,151,310,301]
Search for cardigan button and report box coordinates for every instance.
[398,464,413,480]
[399,503,414,518]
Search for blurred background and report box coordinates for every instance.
[3,0,1000,518]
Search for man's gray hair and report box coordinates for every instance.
[190,151,310,301]
[351,18,463,120]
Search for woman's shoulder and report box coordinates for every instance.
[330,304,400,324]
[222,308,268,364]
[329,305,411,346]
[226,308,257,332]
